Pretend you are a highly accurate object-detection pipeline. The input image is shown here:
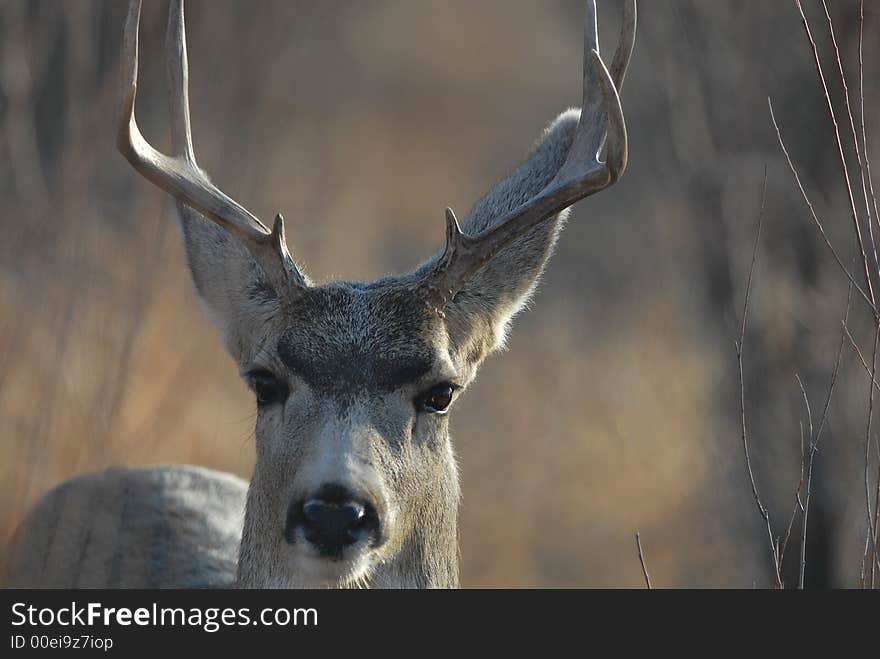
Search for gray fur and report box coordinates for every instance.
[5,466,245,588]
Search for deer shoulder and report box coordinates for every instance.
[5,466,246,588]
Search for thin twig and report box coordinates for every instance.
[735,166,782,587]
[871,463,880,587]
[790,0,880,590]
[795,374,814,444]
[795,0,876,313]
[857,0,880,241]
[859,329,879,587]
[778,420,804,572]
[857,0,880,590]
[738,168,768,346]
[820,0,878,280]
[843,323,880,394]
[798,283,853,588]
[843,325,880,577]
[768,98,876,315]
[814,282,854,443]
[818,0,880,587]
[635,532,652,589]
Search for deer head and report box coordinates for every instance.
[118,0,635,588]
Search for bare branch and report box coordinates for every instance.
[768,98,876,315]
[843,323,880,394]
[860,330,880,587]
[777,420,804,572]
[795,0,875,311]
[871,464,880,587]
[798,283,853,588]
[735,166,782,587]
[634,532,652,589]
[857,0,880,244]
[820,0,879,280]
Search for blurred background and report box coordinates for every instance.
[1,0,878,587]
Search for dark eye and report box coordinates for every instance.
[417,383,457,414]
[248,370,289,407]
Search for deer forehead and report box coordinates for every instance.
[273,283,452,395]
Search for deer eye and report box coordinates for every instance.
[248,370,289,407]
[417,383,457,415]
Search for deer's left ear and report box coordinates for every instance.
[439,110,581,364]
[415,0,636,367]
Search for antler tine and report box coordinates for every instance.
[555,0,633,189]
[601,0,635,177]
[419,0,635,311]
[595,50,627,182]
[118,0,306,299]
[166,0,195,164]
[610,0,636,91]
[573,0,603,175]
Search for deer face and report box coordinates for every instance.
[232,283,467,587]
[118,0,633,588]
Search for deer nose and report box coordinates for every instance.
[304,498,363,534]
[285,485,380,558]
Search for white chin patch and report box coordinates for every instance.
[282,551,372,589]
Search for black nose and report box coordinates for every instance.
[285,485,380,559]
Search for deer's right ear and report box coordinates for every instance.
[118,0,304,363]
[175,203,282,361]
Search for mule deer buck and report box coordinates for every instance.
[6,0,635,588]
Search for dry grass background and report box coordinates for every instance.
[1,0,878,587]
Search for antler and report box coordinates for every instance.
[419,0,636,310]
[117,0,307,300]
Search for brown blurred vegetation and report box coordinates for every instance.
[1,0,878,587]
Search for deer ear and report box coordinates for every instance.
[442,109,581,364]
[175,203,281,362]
